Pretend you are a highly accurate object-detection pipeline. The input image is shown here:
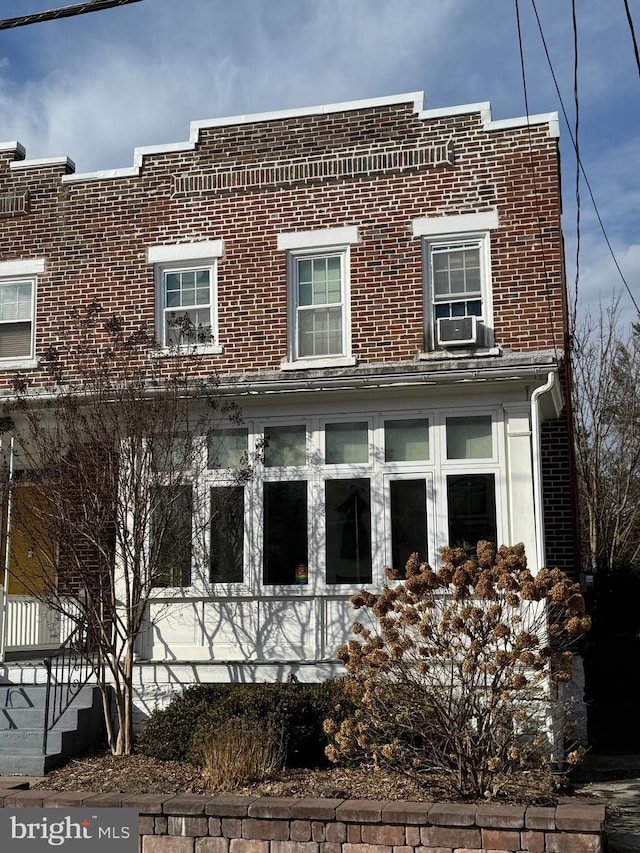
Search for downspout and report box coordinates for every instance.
[531,372,555,572]
[0,435,14,663]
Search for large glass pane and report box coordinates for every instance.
[210,486,244,583]
[385,418,429,462]
[152,433,194,472]
[298,307,342,357]
[263,481,308,584]
[164,269,210,310]
[325,422,368,464]
[0,322,32,358]
[264,425,306,467]
[446,474,496,551]
[326,478,372,584]
[207,428,248,469]
[446,415,493,459]
[151,485,193,587]
[0,282,32,322]
[431,244,481,298]
[165,308,212,346]
[390,479,428,577]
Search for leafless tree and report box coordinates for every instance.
[572,297,640,570]
[1,301,252,754]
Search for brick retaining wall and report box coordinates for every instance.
[0,784,606,853]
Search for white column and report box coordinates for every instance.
[503,404,538,569]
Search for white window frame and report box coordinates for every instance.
[278,227,360,369]
[383,471,436,575]
[412,211,498,352]
[205,425,254,594]
[0,258,44,368]
[147,241,224,354]
[148,428,254,597]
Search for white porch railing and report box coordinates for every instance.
[0,587,77,650]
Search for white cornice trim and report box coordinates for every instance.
[10,156,75,171]
[11,93,560,184]
[189,93,425,137]
[62,167,140,183]
[486,112,560,138]
[0,141,25,158]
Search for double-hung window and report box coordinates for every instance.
[147,241,223,351]
[0,259,43,364]
[430,239,483,338]
[295,254,344,358]
[278,227,360,368]
[412,211,498,351]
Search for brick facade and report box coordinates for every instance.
[0,97,566,388]
[0,92,579,677]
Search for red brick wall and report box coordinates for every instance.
[0,100,567,392]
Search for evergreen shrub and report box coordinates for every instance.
[136,679,353,766]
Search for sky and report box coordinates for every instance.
[0,0,639,325]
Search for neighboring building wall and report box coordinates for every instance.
[541,414,578,575]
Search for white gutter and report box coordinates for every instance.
[531,372,555,572]
[0,435,14,663]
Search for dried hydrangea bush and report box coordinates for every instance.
[325,542,590,799]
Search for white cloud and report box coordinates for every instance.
[1,0,638,324]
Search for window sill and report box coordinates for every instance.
[152,343,224,357]
[280,356,356,371]
[419,346,501,361]
[0,357,37,370]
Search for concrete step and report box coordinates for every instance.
[1,684,98,710]
[0,706,80,730]
[0,682,105,776]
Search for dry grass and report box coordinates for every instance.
[192,719,285,790]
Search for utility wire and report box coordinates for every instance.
[623,0,640,78]
[0,0,143,30]
[571,0,581,331]
[514,0,560,360]
[529,0,640,316]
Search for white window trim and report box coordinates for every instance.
[412,209,498,238]
[148,241,224,354]
[422,231,494,352]
[277,226,360,251]
[412,211,498,354]
[0,258,44,368]
[279,228,359,369]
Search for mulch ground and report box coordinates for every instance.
[31,751,567,805]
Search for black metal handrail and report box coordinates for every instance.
[42,620,99,756]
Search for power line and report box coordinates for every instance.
[514,0,561,360]
[623,0,640,78]
[529,0,640,316]
[571,0,581,331]
[0,0,143,31]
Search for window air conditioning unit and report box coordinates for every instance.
[437,316,478,347]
